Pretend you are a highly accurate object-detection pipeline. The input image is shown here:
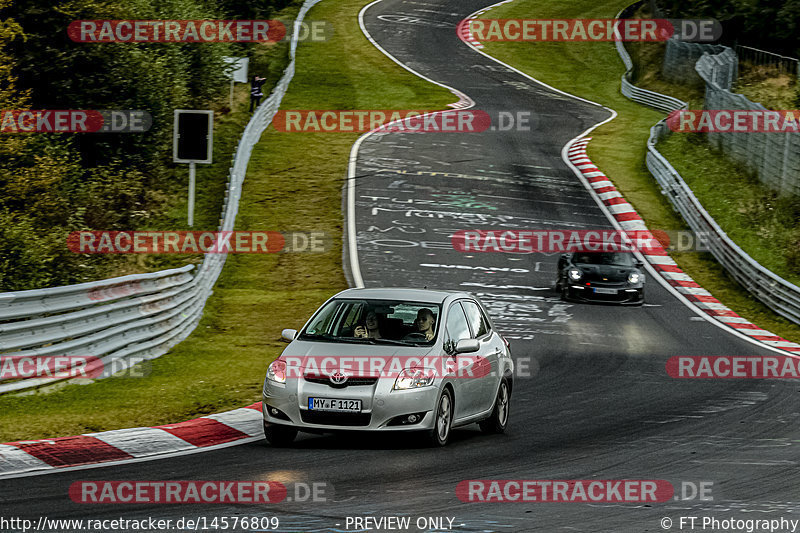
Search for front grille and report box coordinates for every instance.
[584,280,626,287]
[573,287,639,302]
[590,291,628,301]
[301,410,371,426]
[304,376,379,387]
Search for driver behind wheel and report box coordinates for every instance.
[410,308,436,340]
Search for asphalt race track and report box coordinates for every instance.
[2,1,799,532]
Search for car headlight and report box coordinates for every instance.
[267,360,287,384]
[628,272,641,284]
[568,267,583,281]
[393,368,435,390]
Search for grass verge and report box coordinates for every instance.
[481,0,800,342]
[0,0,453,441]
[622,10,800,291]
[736,63,798,110]
[658,133,800,286]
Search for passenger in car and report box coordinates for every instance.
[354,310,383,339]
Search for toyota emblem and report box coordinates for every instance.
[329,371,348,386]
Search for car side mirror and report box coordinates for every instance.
[560,254,569,261]
[455,338,480,354]
[635,261,644,268]
[281,329,297,342]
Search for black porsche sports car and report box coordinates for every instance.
[555,251,645,305]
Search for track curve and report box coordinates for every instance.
[2,1,800,531]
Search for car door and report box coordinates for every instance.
[462,299,501,413]
[443,301,477,420]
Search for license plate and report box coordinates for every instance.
[593,287,617,295]
[308,398,361,412]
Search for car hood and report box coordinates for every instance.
[574,264,636,283]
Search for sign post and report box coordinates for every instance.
[222,57,249,111]
[173,110,214,227]
[188,162,196,226]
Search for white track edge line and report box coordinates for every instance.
[0,436,264,481]
[465,0,794,356]
[347,0,479,289]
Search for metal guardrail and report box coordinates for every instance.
[615,3,687,113]
[737,44,800,79]
[663,39,729,88]
[613,2,800,326]
[0,0,325,395]
[695,48,738,91]
[646,123,800,324]
[695,51,800,198]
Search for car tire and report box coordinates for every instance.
[560,285,569,301]
[263,422,297,447]
[480,378,510,434]
[426,388,453,447]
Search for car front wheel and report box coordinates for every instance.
[479,378,510,434]
[263,422,297,447]
[426,388,453,447]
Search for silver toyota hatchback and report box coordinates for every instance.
[262,287,514,446]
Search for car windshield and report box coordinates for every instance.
[299,298,441,345]
[573,252,637,267]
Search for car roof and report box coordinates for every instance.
[332,287,472,304]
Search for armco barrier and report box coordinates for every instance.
[646,124,800,325]
[615,2,687,114]
[662,39,728,87]
[696,51,800,198]
[614,3,800,325]
[0,0,325,395]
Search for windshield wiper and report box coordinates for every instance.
[299,333,333,340]
[299,333,376,344]
[299,334,426,346]
[333,337,377,344]
[372,338,418,346]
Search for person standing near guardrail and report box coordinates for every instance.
[250,75,267,112]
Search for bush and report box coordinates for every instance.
[0,0,293,290]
